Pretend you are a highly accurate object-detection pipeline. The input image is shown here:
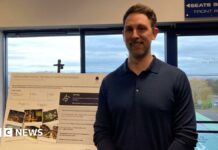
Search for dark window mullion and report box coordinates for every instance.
[165,28,177,67]
[80,29,86,73]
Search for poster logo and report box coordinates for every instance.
[0,128,43,137]
[0,128,13,137]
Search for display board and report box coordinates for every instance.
[1,73,105,150]
[185,0,218,18]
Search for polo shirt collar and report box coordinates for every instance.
[121,55,161,75]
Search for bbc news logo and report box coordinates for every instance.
[0,128,43,137]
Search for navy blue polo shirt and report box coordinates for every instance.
[94,57,197,150]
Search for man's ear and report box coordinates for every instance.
[152,27,159,40]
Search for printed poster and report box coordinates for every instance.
[1,73,105,150]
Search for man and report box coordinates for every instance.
[94,4,198,150]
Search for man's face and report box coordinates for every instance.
[123,13,158,60]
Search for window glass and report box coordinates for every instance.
[8,36,81,74]
[85,34,127,73]
[178,35,218,150]
[178,36,218,75]
[85,33,165,73]
[152,33,165,61]
[178,35,218,121]
[196,133,218,150]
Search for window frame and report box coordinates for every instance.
[2,21,218,134]
[174,22,218,133]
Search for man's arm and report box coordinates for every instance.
[168,71,198,150]
[94,80,116,150]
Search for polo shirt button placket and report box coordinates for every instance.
[136,88,140,93]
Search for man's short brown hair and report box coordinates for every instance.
[123,4,157,29]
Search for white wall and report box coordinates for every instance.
[0,0,217,29]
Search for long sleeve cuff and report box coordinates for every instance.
[96,138,116,150]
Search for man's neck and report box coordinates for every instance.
[128,54,153,75]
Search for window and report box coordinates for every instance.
[151,33,165,61]
[7,36,80,75]
[178,35,218,149]
[3,23,218,149]
[178,35,218,120]
[178,35,218,75]
[85,33,165,73]
[197,133,218,150]
[85,34,126,73]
